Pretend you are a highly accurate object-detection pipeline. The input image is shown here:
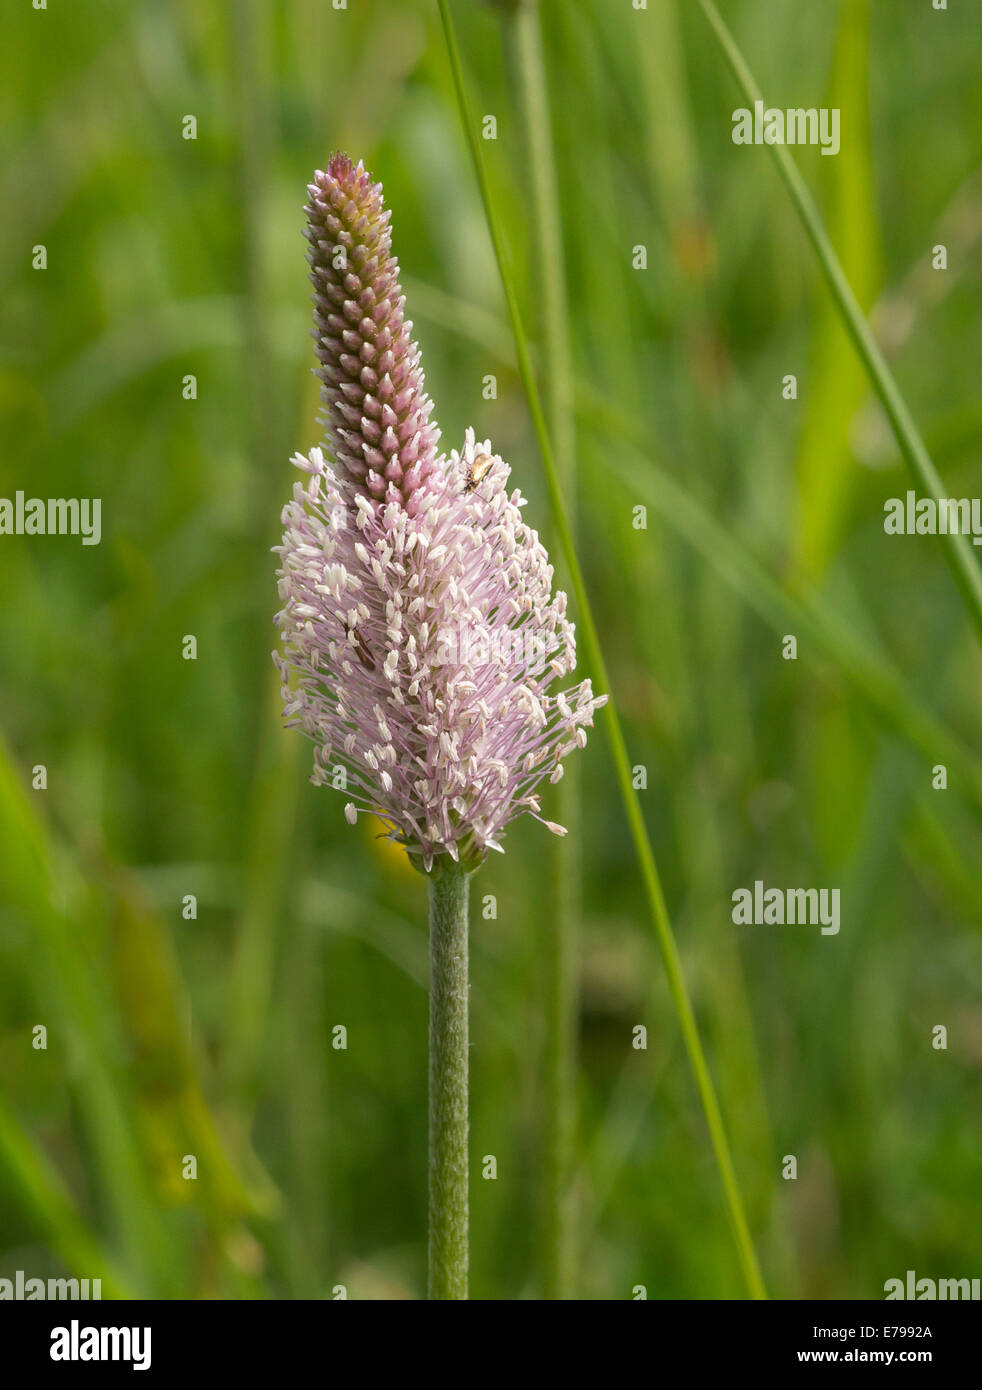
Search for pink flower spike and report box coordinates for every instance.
[275,160,608,873]
[305,155,441,510]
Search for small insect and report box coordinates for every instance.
[464,451,494,494]
[343,621,375,670]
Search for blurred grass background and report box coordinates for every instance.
[1,0,981,1299]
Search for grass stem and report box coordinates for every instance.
[510,0,579,1301]
[697,0,982,644]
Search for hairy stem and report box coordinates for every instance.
[427,861,470,1299]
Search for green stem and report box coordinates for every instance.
[437,0,767,1300]
[696,0,982,645]
[427,861,470,1300]
[509,0,578,1300]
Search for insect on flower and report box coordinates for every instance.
[345,622,375,670]
[463,451,494,494]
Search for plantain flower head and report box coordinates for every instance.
[274,157,606,871]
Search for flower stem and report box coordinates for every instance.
[427,861,470,1299]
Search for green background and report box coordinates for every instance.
[1,0,980,1299]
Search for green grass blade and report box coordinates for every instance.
[696,0,982,644]
[601,435,982,809]
[508,0,581,1301]
[436,0,767,1301]
[0,1096,134,1300]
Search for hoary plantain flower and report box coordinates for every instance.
[272,154,606,1298]
[273,155,605,874]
